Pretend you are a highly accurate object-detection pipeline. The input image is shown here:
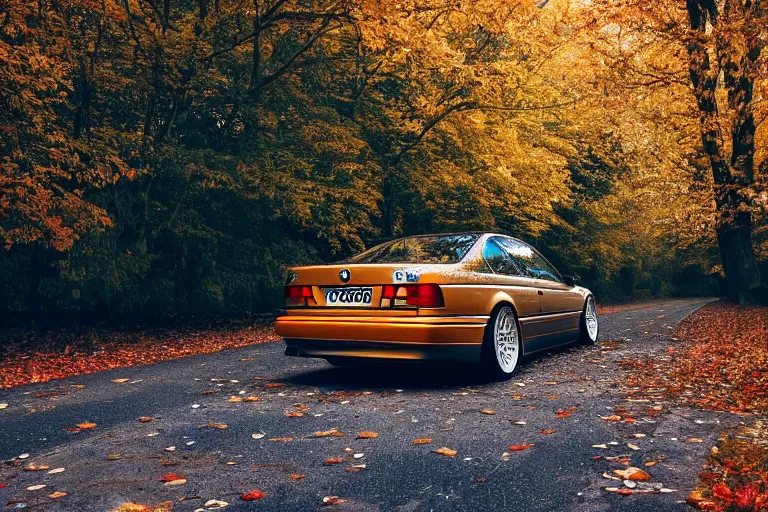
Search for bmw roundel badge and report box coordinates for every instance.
[339,269,351,283]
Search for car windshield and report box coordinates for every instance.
[346,234,481,264]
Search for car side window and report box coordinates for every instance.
[482,238,521,276]
[497,238,535,276]
[527,250,564,284]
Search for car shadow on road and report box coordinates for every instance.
[284,362,497,390]
[283,342,590,391]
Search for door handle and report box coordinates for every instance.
[537,290,544,296]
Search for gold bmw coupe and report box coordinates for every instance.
[275,232,598,377]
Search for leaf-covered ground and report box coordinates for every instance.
[623,301,767,414]
[621,301,768,511]
[0,318,279,389]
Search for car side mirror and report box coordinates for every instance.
[563,274,579,286]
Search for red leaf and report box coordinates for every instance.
[555,406,576,418]
[508,444,534,451]
[159,473,183,482]
[712,482,733,501]
[734,483,759,508]
[241,490,266,501]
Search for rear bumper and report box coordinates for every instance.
[275,314,487,362]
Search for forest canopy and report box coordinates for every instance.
[1,0,766,317]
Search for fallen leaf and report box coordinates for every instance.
[0,403,7,409]
[107,453,122,460]
[325,457,345,465]
[314,429,344,438]
[111,379,129,383]
[251,433,266,439]
[244,397,261,402]
[508,444,534,451]
[627,443,641,451]
[27,484,47,491]
[413,438,432,445]
[631,433,647,438]
[48,468,65,474]
[712,482,732,501]
[614,467,651,481]
[289,474,305,480]
[48,491,67,499]
[556,407,577,418]
[600,415,622,422]
[77,422,97,429]
[199,423,228,429]
[164,446,176,452]
[227,397,243,403]
[264,383,284,388]
[240,490,266,501]
[592,444,608,449]
[203,499,229,508]
[269,437,293,442]
[322,496,347,506]
[688,437,704,443]
[285,411,304,417]
[540,429,557,435]
[159,473,183,482]
[481,409,496,415]
[644,460,660,466]
[356,431,378,439]
[24,464,50,471]
[687,489,706,506]
[138,417,153,423]
[164,478,187,486]
[433,447,457,457]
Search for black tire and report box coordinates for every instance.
[480,304,522,380]
[578,295,599,345]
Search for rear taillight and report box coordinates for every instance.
[382,285,396,299]
[406,284,444,307]
[285,285,313,306]
[383,284,444,308]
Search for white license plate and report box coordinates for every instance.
[325,287,373,306]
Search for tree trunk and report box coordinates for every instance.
[716,212,768,304]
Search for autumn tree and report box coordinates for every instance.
[685,0,768,304]
[590,0,768,304]
[0,0,742,316]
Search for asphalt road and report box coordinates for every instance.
[0,298,727,511]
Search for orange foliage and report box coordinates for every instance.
[0,323,278,389]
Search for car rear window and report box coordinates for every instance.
[346,234,481,264]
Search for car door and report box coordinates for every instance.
[498,237,583,350]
